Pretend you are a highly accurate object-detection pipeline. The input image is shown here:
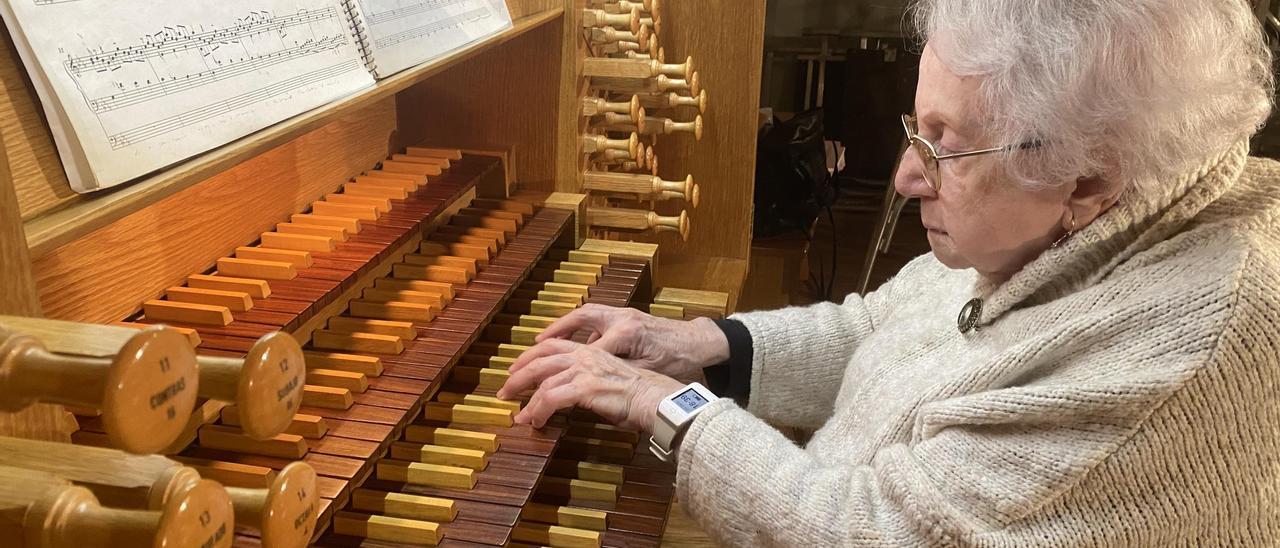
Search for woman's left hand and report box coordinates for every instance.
[496,341,685,433]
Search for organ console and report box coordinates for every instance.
[1,0,763,546]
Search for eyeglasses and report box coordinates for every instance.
[900,114,1040,192]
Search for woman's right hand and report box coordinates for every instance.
[513,304,730,379]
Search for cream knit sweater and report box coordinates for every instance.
[676,141,1280,546]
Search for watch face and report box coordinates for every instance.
[673,387,709,413]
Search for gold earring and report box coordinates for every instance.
[1052,211,1076,248]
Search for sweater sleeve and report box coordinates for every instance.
[728,256,920,428]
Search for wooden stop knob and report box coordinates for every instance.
[225,462,318,548]
[0,326,199,454]
[207,331,305,440]
[153,477,235,548]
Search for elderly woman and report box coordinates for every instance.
[499,0,1279,544]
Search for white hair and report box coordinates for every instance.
[910,0,1275,194]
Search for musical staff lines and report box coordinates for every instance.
[85,35,348,113]
[365,0,465,26]
[372,7,489,49]
[55,6,363,150]
[106,58,358,149]
[31,0,84,4]
[62,8,339,74]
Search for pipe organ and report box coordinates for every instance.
[0,0,762,546]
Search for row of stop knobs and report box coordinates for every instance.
[578,0,702,241]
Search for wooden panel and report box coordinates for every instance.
[31,99,398,323]
[396,12,565,189]
[635,0,765,262]
[0,29,72,222]
[0,128,72,442]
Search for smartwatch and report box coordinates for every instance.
[649,382,719,464]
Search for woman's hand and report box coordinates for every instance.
[528,303,730,379]
[496,341,685,433]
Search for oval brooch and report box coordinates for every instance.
[957,298,983,334]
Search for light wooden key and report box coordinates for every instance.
[303,351,384,376]
[302,385,354,409]
[198,424,309,459]
[521,503,609,531]
[327,317,417,340]
[276,221,349,242]
[0,320,197,454]
[216,257,297,281]
[435,391,521,413]
[290,213,363,234]
[186,274,271,299]
[512,521,603,548]
[260,232,335,253]
[349,299,438,322]
[324,193,391,214]
[334,512,442,545]
[234,246,313,268]
[350,489,457,522]
[142,299,233,326]
[222,407,328,439]
[312,329,404,355]
[403,425,500,453]
[377,460,477,490]
[422,402,513,427]
[342,181,408,200]
[307,368,368,393]
[389,442,489,470]
[374,278,455,302]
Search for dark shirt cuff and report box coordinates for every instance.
[703,318,753,406]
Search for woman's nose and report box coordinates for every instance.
[893,146,936,200]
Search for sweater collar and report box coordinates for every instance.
[969,139,1251,328]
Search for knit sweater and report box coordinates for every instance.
[675,141,1280,546]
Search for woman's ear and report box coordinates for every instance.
[1067,175,1122,226]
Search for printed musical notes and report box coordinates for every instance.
[346,0,511,77]
[1,0,375,191]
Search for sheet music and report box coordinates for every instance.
[1,0,375,191]
[350,0,512,78]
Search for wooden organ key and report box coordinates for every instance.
[0,464,234,548]
[59,147,510,542]
[0,436,317,548]
[6,317,305,440]
[587,207,690,240]
[0,321,198,454]
[313,234,669,548]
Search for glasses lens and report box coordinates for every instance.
[912,138,940,191]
